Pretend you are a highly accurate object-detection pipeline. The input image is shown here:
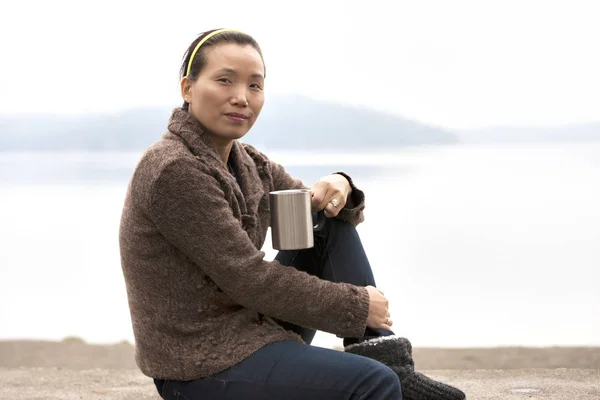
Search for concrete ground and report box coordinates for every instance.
[1,367,598,399]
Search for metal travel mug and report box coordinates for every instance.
[270,189,326,250]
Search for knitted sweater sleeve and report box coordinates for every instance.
[147,158,370,338]
[269,159,366,226]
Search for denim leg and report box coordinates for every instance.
[275,215,394,346]
[155,341,401,400]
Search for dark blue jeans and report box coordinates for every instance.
[274,213,395,347]
[155,217,400,400]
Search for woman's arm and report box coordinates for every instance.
[269,160,366,226]
[147,158,370,338]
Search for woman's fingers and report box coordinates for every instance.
[310,188,324,209]
[324,193,347,217]
[324,200,340,217]
[311,182,346,213]
[382,314,393,329]
[312,187,332,211]
[379,321,392,330]
[365,285,392,331]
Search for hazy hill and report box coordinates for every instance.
[0,95,457,151]
[245,95,457,149]
[458,122,600,144]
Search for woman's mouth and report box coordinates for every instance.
[225,113,249,122]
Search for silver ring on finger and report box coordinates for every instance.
[330,198,339,208]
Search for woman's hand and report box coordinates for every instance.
[365,285,393,330]
[310,174,352,217]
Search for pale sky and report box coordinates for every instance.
[1,0,598,129]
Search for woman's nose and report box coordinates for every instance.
[231,90,249,106]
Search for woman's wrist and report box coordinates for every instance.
[333,172,353,197]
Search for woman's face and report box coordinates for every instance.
[181,43,265,142]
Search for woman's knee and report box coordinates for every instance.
[319,215,359,242]
[379,365,402,398]
[356,358,402,399]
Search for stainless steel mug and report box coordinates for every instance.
[270,189,326,250]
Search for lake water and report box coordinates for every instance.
[1,143,599,349]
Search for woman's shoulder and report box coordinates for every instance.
[140,136,193,172]
[129,136,203,191]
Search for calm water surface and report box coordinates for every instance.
[1,143,598,348]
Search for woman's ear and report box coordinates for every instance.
[180,77,193,104]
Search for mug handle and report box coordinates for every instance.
[313,210,326,232]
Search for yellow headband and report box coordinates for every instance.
[186,29,261,77]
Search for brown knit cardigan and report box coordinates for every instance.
[119,108,370,381]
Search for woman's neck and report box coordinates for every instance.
[210,136,234,166]
[186,108,233,166]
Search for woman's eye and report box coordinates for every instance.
[250,83,263,90]
[217,78,232,83]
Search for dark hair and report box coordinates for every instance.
[180,29,265,110]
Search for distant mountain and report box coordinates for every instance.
[0,95,458,151]
[245,95,458,149]
[457,122,600,144]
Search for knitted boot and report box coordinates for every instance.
[345,336,465,400]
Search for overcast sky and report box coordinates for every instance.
[1,0,598,129]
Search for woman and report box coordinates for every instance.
[119,28,465,400]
